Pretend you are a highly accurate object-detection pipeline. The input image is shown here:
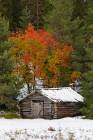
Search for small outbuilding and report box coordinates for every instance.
[18,87,84,119]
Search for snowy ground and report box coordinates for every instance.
[0,117,93,140]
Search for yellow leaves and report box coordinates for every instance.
[71,71,81,81]
[48,45,73,73]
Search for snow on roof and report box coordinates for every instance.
[40,87,84,102]
[18,87,84,102]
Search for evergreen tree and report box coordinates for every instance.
[0,0,52,30]
[0,0,23,31]
[47,0,74,43]
[0,15,18,110]
[81,0,93,118]
[72,0,88,19]
[19,6,31,30]
[23,0,53,29]
[82,48,93,118]
[47,0,88,76]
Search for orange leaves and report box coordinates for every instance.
[38,29,57,47]
[10,24,74,87]
[48,45,73,74]
[61,45,73,66]
[23,52,31,64]
[25,24,38,41]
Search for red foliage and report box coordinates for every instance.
[10,24,74,87]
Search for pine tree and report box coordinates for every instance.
[23,0,53,29]
[0,0,52,30]
[0,15,18,110]
[46,0,74,43]
[19,6,31,30]
[72,0,88,19]
[0,0,23,31]
[82,49,93,118]
[47,0,88,82]
[81,0,93,118]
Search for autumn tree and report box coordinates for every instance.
[10,24,74,92]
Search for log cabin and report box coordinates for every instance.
[18,87,84,119]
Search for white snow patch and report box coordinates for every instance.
[18,87,84,102]
[17,79,43,101]
[41,87,84,102]
[17,84,28,101]
[0,117,93,140]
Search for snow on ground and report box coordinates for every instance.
[0,117,93,140]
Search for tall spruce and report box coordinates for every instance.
[82,48,93,118]
[0,0,23,31]
[81,0,93,118]
[0,16,18,110]
[0,0,52,30]
[22,0,53,29]
[19,6,31,30]
[47,0,88,76]
[72,0,88,19]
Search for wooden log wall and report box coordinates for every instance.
[56,102,81,118]
[19,92,53,119]
[19,92,82,119]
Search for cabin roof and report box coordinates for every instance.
[18,87,84,103]
[41,87,84,102]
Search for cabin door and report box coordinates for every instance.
[32,101,43,118]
